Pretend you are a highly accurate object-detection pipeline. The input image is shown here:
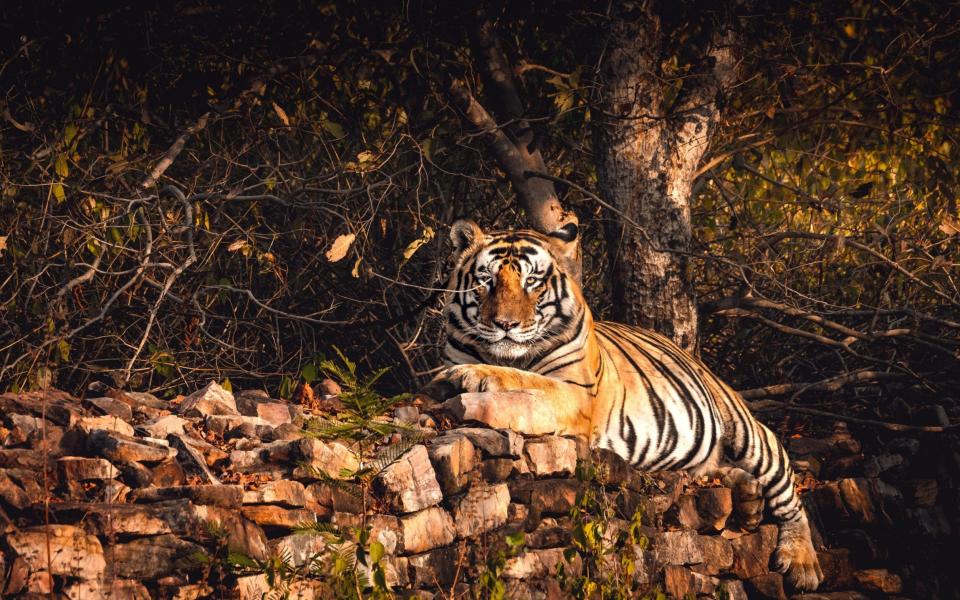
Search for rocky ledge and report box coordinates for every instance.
[0,383,956,598]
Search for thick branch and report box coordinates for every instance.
[448,79,575,233]
[444,12,575,234]
[739,370,903,399]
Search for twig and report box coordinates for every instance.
[140,112,210,189]
[739,369,903,399]
[748,399,959,433]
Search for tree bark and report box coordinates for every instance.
[593,6,738,353]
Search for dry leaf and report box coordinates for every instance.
[939,215,960,236]
[401,226,435,263]
[0,235,6,256]
[325,233,356,263]
[227,239,247,252]
[272,102,290,126]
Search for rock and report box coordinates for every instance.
[295,438,360,479]
[862,453,904,478]
[0,390,80,426]
[76,414,135,437]
[664,565,695,598]
[177,381,238,417]
[394,405,420,424]
[151,458,187,486]
[729,524,778,579]
[590,448,636,485]
[236,389,273,416]
[318,379,342,397]
[408,546,461,588]
[788,437,833,457]
[241,505,317,529]
[449,483,510,538]
[57,456,117,481]
[115,390,169,410]
[526,523,573,549]
[273,532,330,567]
[84,396,134,421]
[452,427,523,459]
[399,507,456,554]
[256,402,293,426]
[904,479,938,506]
[523,436,577,477]
[373,445,443,513]
[746,573,787,600]
[6,525,105,580]
[443,391,558,434]
[790,593,869,600]
[837,478,878,524]
[665,565,719,598]
[653,530,703,566]
[817,548,856,589]
[906,505,953,537]
[853,568,902,594]
[205,414,271,435]
[3,413,44,445]
[86,429,177,463]
[67,579,152,600]
[139,414,188,438]
[828,422,862,455]
[509,479,581,515]
[272,422,304,441]
[503,548,567,578]
[243,480,307,507]
[720,579,749,600]
[792,455,822,479]
[886,436,921,457]
[694,535,734,575]
[671,493,702,530]
[481,458,515,482]
[107,534,204,580]
[697,486,733,531]
[130,484,244,507]
[170,433,225,484]
[427,434,476,495]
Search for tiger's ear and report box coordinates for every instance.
[449,219,485,254]
[547,222,582,285]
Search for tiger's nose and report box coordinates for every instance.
[493,318,520,331]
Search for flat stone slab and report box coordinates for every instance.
[442,391,559,435]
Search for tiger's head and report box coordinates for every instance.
[442,219,588,364]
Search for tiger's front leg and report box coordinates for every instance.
[421,364,593,437]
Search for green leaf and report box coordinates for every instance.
[54,154,70,178]
[369,541,384,565]
[302,362,318,384]
[322,119,346,138]
[52,183,66,203]
[220,377,233,392]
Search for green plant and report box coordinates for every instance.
[558,459,661,600]
[474,531,525,600]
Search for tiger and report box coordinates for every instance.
[422,219,823,591]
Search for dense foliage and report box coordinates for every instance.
[1,2,956,427]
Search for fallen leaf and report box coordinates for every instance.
[0,235,6,256]
[227,239,247,252]
[325,233,356,263]
[401,226,435,263]
[272,102,290,126]
[939,215,960,236]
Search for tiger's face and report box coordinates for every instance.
[443,219,586,364]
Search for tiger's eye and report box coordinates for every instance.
[526,277,537,286]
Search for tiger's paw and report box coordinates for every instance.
[419,364,514,401]
[774,529,823,591]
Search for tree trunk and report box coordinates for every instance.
[593,6,737,353]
